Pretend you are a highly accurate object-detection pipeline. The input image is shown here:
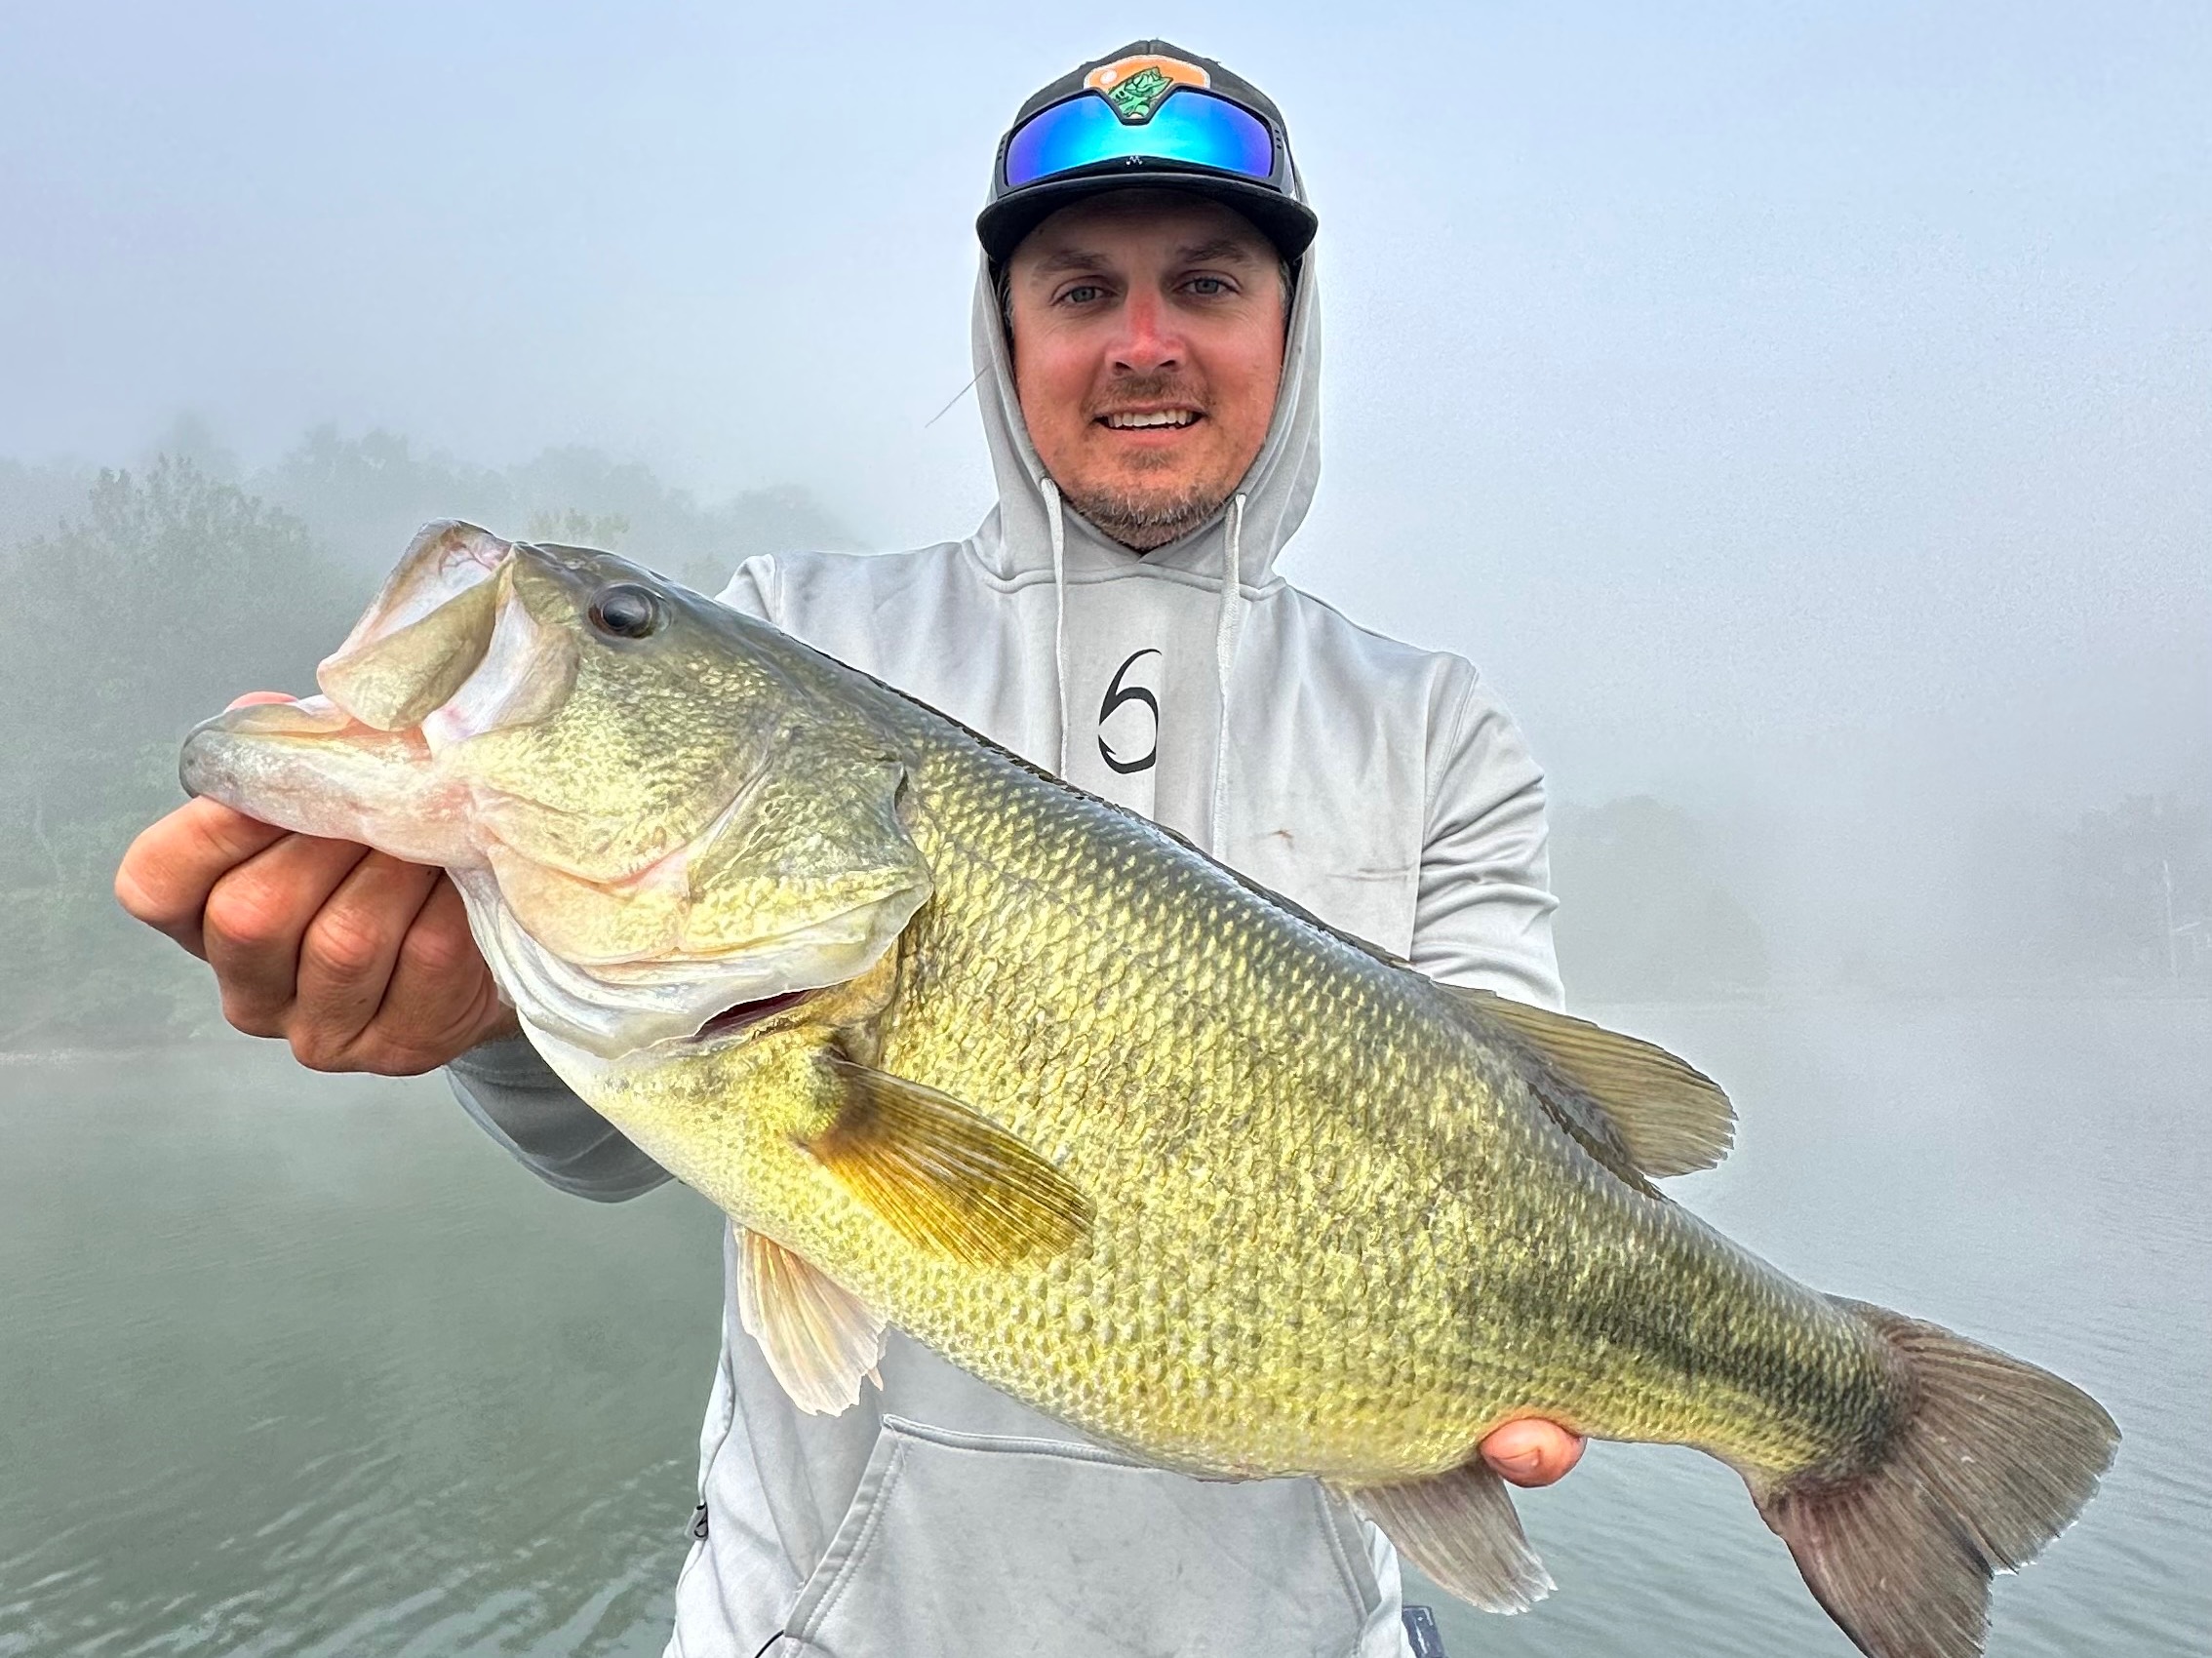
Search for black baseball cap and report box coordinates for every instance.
[977,41,1318,265]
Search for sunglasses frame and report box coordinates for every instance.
[997,86,1294,198]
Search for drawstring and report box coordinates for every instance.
[1042,477,1070,778]
[1208,493,1247,849]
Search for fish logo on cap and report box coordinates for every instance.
[1086,54,1209,124]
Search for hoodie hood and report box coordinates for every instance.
[967,248,1323,592]
[965,240,1323,840]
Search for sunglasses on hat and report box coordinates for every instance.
[979,48,1317,263]
[1001,85,1284,192]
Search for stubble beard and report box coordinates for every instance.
[1058,470,1230,552]
[1042,371,1239,550]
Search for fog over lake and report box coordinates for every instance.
[0,3,2203,1655]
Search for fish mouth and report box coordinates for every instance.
[453,861,912,1062]
[690,987,819,1045]
[316,523,514,732]
[311,523,593,748]
[196,520,928,1067]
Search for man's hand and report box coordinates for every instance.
[115,696,516,1074]
[1478,1417,1585,1487]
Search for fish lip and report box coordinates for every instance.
[324,523,509,653]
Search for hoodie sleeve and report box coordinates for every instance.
[440,557,784,1202]
[1409,664,1565,1011]
[447,1037,671,1203]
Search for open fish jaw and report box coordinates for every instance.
[179,524,931,1060]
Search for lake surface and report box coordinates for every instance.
[2,999,2205,1656]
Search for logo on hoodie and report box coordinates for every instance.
[1098,649,1161,774]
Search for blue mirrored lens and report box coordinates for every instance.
[1005,90,1275,188]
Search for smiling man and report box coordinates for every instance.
[1005,190,1286,552]
[118,39,1579,1658]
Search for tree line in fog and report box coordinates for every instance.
[0,427,860,1047]
[0,426,2203,1047]
[1548,793,2208,1003]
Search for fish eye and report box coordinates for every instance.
[589,583,663,640]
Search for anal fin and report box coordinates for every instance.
[734,1224,887,1416]
[1339,1462,1555,1615]
[809,1055,1091,1268]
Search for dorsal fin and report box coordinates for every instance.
[1442,986,1735,1180]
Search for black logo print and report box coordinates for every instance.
[1097,649,1161,774]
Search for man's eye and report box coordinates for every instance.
[1186,276,1232,296]
[1060,284,1105,305]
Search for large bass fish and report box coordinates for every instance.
[181,524,2115,1658]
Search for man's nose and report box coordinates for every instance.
[1110,288,1185,374]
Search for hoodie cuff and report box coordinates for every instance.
[447,1035,672,1204]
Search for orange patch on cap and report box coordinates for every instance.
[1085,55,1210,95]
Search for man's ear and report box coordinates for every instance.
[994,260,1017,357]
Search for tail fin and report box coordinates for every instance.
[1752,1299,2118,1658]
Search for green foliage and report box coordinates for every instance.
[3,458,357,827]
[0,455,95,547]
[0,459,362,1044]
[257,427,858,598]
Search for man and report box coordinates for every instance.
[118,41,1582,1657]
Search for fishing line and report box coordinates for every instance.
[922,369,986,429]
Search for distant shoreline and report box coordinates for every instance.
[1582,984,2212,1013]
[0,1036,245,1066]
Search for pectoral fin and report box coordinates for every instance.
[1340,1463,1554,1614]
[734,1224,886,1416]
[1444,986,1734,1180]
[809,1056,1091,1269]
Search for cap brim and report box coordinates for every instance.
[976,164,1318,265]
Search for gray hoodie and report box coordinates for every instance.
[449,252,1562,1658]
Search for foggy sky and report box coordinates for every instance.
[3,0,2205,828]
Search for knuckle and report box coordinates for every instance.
[302,905,390,982]
[111,860,165,926]
[219,992,283,1041]
[398,916,476,982]
[287,1031,344,1073]
[202,874,293,954]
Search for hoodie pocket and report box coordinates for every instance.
[782,1415,1381,1658]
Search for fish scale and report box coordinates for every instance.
[596,686,1892,1485]
[179,526,2117,1656]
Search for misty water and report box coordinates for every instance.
[2,996,2202,1656]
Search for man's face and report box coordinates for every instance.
[1006,190,1288,551]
